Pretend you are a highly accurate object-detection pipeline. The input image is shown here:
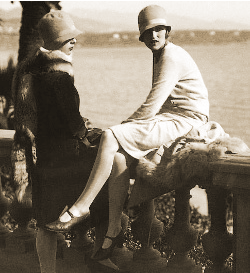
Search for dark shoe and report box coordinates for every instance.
[45,206,90,233]
[93,229,124,261]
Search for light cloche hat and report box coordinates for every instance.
[138,5,171,41]
[38,10,82,48]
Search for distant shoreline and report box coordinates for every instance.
[1,29,250,52]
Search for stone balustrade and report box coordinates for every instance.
[0,129,249,273]
[123,151,250,273]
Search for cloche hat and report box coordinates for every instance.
[38,10,82,48]
[138,5,171,41]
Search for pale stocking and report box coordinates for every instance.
[60,129,120,220]
[102,150,133,249]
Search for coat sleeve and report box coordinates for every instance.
[53,73,87,139]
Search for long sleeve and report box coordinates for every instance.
[125,48,181,122]
[53,73,87,139]
[124,43,209,122]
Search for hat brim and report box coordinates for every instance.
[54,28,83,44]
[139,23,171,41]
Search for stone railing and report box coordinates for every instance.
[0,129,249,273]
[121,151,250,273]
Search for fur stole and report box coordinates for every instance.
[136,121,250,191]
[11,48,74,203]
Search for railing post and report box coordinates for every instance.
[126,199,168,272]
[165,187,202,273]
[131,200,163,259]
[202,186,233,272]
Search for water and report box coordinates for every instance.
[1,42,249,215]
[1,41,250,147]
[72,42,250,147]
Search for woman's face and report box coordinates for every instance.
[60,38,76,55]
[142,25,167,52]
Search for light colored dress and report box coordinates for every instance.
[110,42,209,159]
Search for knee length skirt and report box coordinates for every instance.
[110,110,207,159]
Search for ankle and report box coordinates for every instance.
[106,226,122,238]
[70,207,89,218]
[59,212,71,222]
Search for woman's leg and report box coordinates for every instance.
[102,149,133,248]
[60,129,120,221]
[36,228,57,273]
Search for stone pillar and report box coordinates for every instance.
[124,200,168,273]
[166,188,202,273]
[131,200,163,260]
[202,186,233,273]
[87,213,130,272]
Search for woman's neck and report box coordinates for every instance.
[153,41,168,62]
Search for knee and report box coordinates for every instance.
[100,129,119,152]
[114,152,127,166]
[102,129,115,140]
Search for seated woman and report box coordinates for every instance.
[46,5,209,261]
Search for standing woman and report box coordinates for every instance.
[12,10,107,273]
[46,5,209,262]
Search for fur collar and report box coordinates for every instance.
[12,47,74,107]
[40,47,73,63]
[38,47,74,77]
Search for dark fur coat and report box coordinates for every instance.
[11,48,87,203]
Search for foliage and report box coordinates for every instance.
[0,57,15,116]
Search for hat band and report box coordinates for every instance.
[55,25,78,40]
[139,19,167,34]
[139,18,167,33]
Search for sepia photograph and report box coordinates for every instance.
[0,1,249,272]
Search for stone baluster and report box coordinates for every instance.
[127,199,168,273]
[131,200,163,259]
[202,186,233,273]
[166,187,202,273]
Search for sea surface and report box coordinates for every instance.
[1,41,250,147]
[72,42,250,147]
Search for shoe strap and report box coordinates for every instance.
[66,209,75,219]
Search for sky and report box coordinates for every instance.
[1,0,250,26]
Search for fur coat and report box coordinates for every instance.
[136,121,250,191]
[11,48,86,203]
